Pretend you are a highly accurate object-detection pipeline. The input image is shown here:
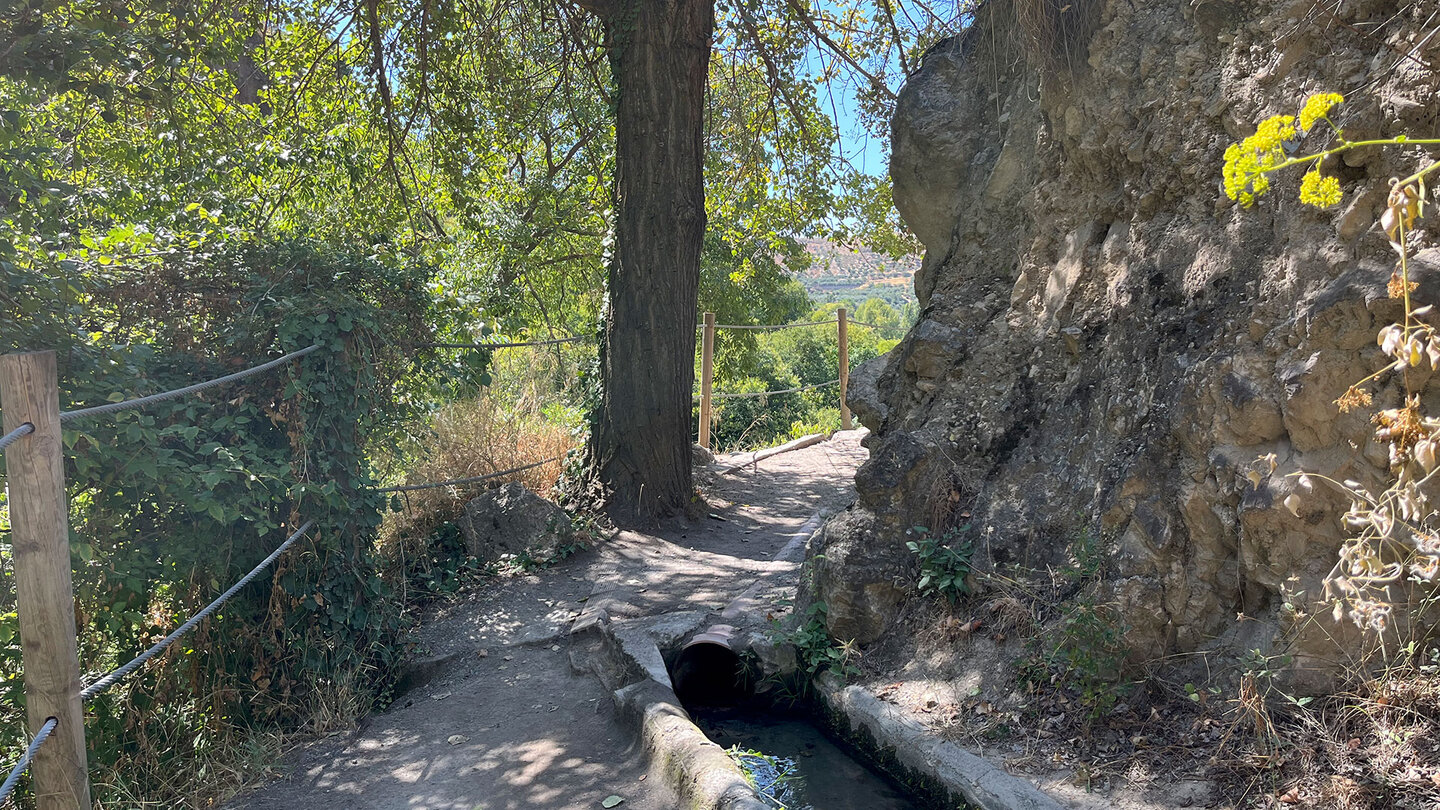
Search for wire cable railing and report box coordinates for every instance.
[0,340,332,804]
[80,520,315,702]
[60,344,321,424]
[0,717,57,805]
[420,336,588,350]
[0,423,33,453]
[376,455,565,494]
[696,379,841,401]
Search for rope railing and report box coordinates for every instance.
[60,344,321,424]
[420,336,588,350]
[0,717,56,806]
[376,455,565,494]
[0,423,33,453]
[695,318,888,331]
[80,520,315,702]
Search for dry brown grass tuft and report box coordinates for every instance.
[1012,0,1101,72]
[378,394,575,561]
[985,595,1037,635]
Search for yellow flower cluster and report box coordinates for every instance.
[1299,92,1344,132]
[1299,168,1342,208]
[1222,115,1296,207]
[1223,93,1349,208]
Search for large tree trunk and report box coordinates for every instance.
[582,0,713,523]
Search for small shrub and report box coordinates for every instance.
[906,525,974,604]
[1044,596,1128,717]
[1016,531,1128,719]
[775,602,860,681]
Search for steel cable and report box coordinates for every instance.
[80,520,315,701]
[711,319,838,330]
[0,717,56,805]
[60,345,321,424]
[0,424,33,453]
[697,380,840,401]
[420,336,587,349]
[375,455,565,494]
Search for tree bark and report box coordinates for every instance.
[581,0,713,523]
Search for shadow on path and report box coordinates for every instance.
[224,430,869,810]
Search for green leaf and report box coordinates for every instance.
[601,796,624,808]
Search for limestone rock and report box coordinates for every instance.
[810,0,1440,689]
[846,354,889,431]
[458,482,574,564]
[810,507,909,645]
[690,443,715,466]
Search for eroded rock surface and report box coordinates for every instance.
[815,0,1440,688]
[459,481,575,563]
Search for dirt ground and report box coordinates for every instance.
[223,430,869,810]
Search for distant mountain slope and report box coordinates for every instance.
[797,238,918,310]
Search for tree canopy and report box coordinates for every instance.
[0,0,967,800]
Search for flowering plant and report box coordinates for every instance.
[1225,93,1440,635]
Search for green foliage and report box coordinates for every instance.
[853,297,907,340]
[699,310,897,450]
[1017,531,1129,720]
[905,525,973,604]
[2,239,438,804]
[1043,596,1128,717]
[775,601,859,682]
[788,407,842,440]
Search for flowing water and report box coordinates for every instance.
[692,706,921,810]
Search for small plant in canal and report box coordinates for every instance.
[726,746,804,809]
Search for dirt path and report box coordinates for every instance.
[225,430,868,810]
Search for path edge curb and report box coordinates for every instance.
[570,612,770,810]
[813,673,1068,810]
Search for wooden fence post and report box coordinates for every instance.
[698,312,715,449]
[838,308,851,430]
[0,351,92,810]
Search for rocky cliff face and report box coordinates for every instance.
[817,0,1440,687]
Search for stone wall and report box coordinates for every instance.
[815,0,1440,688]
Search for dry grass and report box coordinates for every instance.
[1012,0,1101,73]
[378,393,575,557]
[1193,664,1440,809]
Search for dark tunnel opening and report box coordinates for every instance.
[670,639,754,707]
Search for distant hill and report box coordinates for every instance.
[797,238,918,311]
